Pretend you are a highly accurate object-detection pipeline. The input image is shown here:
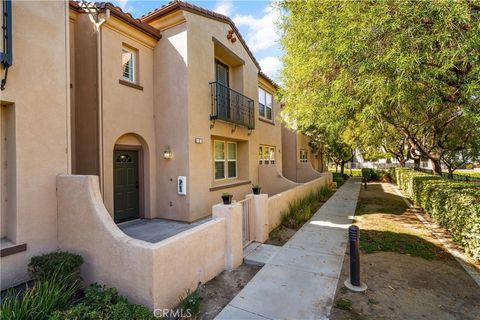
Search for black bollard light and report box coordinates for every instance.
[344,225,367,292]
[363,176,367,190]
[349,225,361,286]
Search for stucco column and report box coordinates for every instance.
[246,194,269,243]
[212,202,243,271]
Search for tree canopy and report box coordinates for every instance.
[279,0,480,175]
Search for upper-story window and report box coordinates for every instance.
[258,88,273,121]
[300,149,308,163]
[122,46,136,83]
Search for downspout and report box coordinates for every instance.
[95,9,110,196]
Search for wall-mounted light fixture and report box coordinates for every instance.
[163,145,173,159]
[194,138,203,144]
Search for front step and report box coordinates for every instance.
[243,242,281,266]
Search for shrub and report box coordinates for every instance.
[332,173,346,187]
[362,168,379,181]
[388,167,396,182]
[395,169,480,262]
[29,251,83,283]
[179,288,201,317]
[1,271,80,320]
[50,283,155,320]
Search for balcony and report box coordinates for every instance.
[210,81,255,130]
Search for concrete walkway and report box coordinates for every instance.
[215,178,362,320]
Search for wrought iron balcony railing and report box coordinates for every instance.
[210,81,255,130]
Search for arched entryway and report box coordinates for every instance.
[114,134,146,223]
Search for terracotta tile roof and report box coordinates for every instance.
[140,0,261,70]
[70,1,161,40]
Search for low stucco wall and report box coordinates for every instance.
[57,175,226,310]
[296,162,324,183]
[258,165,299,196]
[267,173,331,232]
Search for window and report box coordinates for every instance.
[214,140,237,180]
[214,141,225,179]
[258,88,273,120]
[227,143,237,178]
[300,149,308,163]
[259,145,275,164]
[122,46,136,82]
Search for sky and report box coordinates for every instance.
[110,0,283,80]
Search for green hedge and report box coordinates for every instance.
[395,169,480,262]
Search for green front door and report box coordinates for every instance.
[114,150,140,223]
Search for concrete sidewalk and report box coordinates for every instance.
[215,178,362,320]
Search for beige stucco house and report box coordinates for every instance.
[0,0,329,305]
[1,0,71,289]
[70,0,294,224]
[282,125,327,183]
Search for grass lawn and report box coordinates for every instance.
[354,184,448,260]
[331,182,480,320]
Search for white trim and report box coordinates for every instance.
[258,88,273,121]
[122,46,136,83]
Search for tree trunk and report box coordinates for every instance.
[340,161,345,175]
[414,158,420,169]
[431,159,443,176]
[399,159,406,167]
[447,168,454,179]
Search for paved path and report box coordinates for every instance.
[215,178,362,320]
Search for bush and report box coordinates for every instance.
[29,251,83,283]
[50,283,155,320]
[332,173,346,187]
[179,288,201,317]
[395,169,480,262]
[362,168,379,181]
[388,167,396,183]
[1,271,80,320]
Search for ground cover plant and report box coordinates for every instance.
[0,252,154,320]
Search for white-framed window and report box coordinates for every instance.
[258,88,273,120]
[214,140,237,180]
[300,149,308,163]
[227,142,237,178]
[259,145,275,165]
[122,46,136,82]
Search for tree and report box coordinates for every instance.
[279,0,480,175]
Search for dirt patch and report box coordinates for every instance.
[197,264,261,320]
[331,182,480,320]
[266,226,297,246]
[331,252,480,320]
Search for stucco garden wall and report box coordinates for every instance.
[57,175,227,310]
[258,164,299,196]
[267,174,331,232]
[296,162,324,183]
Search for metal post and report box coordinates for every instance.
[344,225,367,292]
[363,176,367,190]
[349,225,360,286]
